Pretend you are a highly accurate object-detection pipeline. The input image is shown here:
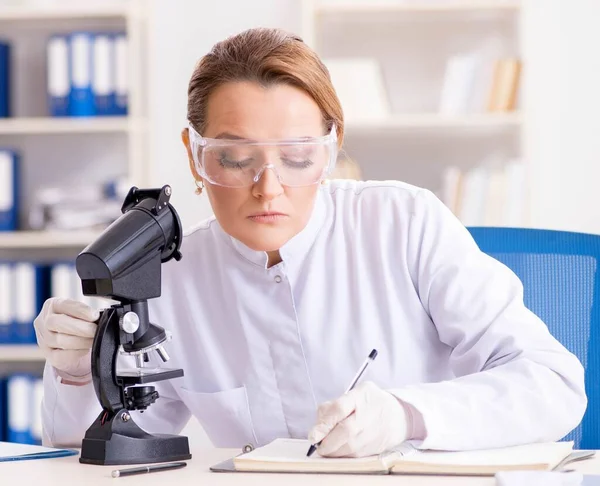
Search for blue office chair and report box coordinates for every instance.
[467,227,600,449]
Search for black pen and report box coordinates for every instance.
[111,461,187,478]
[307,349,378,457]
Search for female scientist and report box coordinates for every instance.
[34,27,586,458]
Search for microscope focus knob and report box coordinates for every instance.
[120,311,140,334]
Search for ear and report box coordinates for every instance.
[181,127,203,183]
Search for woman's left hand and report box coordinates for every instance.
[308,381,411,458]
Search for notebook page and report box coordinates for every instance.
[398,441,574,467]
[239,438,379,466]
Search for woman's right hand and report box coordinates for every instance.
[34,297,100,384]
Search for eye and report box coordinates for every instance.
[280,146,317,169]
[281,158,314,169]
[218,152,253,169]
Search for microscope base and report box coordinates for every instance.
[79,409,192,465]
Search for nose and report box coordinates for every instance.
[252,164,284,200]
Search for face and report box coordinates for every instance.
[182,81,326,253]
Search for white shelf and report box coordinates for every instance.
[0,345,44,362]
[0,117,133,135]
[344,112,522,132]
[316,1,520,14]
[0,230,103,249]
[0,4,130,21]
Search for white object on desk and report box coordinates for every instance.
[0,441,75,461]
[496,470,584,486]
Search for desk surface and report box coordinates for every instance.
[3,447,600,485]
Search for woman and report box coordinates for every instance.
[34,28,586,458]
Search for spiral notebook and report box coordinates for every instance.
[0,441,77,462]
[225,439,576,476]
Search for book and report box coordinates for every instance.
[438,54,478,115]
[232,439,574,476]
[0,41,10,118]
[321,57,390,121]
[487,58,522,112]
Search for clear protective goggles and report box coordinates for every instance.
[187,122,338,188]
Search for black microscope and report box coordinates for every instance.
[75,185,192,465]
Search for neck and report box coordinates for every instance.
[266,250,282,268]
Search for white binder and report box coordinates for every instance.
[47,35,70,116]
[92,34,115,116]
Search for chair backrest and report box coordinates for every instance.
[467,227,600,450]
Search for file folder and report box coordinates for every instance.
[30,378,44,446]
[0,149,18,231]
[114,33,128,116]
[0,41,10,118]
[69,33,94,117]
[93,33,115,116]
[0,377,5,441]
[6,374,32,444]
[0,262,11,343]
[50,262,75,299]
[47,35,70,117]
[12,263,49,344]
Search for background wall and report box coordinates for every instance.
[522,0,600,234]
[146,0,303,229]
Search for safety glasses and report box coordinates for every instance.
[187,123,338,188]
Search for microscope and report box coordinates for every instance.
[75,185,192,466]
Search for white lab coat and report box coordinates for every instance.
[41,179,586,451]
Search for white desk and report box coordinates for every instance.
[3,447,600,485]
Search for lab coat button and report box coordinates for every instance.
[274,275,282,283]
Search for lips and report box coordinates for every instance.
[247,211,288,223]
[249,212,286,218]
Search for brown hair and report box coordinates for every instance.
[186,27,344,148]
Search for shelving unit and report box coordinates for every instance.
[0,1,148,367]
[344,111,522,132]
[0,230,103,249]
[0,116,134,134]
[0,345,44,362]
[302,0,524,226]
[0,4,130,21]
[313,1,520,14]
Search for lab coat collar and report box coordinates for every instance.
[223,187,327,269]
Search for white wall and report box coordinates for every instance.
[146,0,303,230]
[522,0,600,234]
[144,0,302,445]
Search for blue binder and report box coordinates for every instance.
[6,374,33,444]
[114,33,128,116]
[0,41,10,118]
[0,149,18,231]
[0,262,12,344]
[93,33,115,116]
[47,35,70,117]
[29,377,43,446]
[69,32,95,117]
[11,263,49,344]
[0,377,5,442]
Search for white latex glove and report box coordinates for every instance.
[34,297,100,384]
[308,381,410,458]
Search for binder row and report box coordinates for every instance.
[0,149,18,231]
[0,262,112,345]
[47,32,129,117]
[0,262,50,344]
[0,374,43,445]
